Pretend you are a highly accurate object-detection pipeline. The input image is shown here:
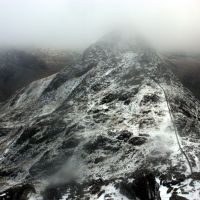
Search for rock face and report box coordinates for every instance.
[119,170,161,200]
[0,49,76,102]
[0,35,200,199]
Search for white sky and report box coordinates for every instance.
[0,0,200,52]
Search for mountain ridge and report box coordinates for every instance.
[0,35,200,200]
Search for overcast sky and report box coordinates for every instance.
[0,0,200,52]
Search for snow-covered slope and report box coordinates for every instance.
[0,34,200,200]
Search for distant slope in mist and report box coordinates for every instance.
[167,55,200,100]
[0,49,78,102]
[30,49,79,73]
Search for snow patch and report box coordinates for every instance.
[96,184,129,200]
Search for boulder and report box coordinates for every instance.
[116,130,132,142]
[129,136,147,146]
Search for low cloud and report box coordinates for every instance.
[0,0,200,53]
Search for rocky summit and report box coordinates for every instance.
[0,34,200,200]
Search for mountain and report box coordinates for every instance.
[0,49,77,102]
[0,35,200,200]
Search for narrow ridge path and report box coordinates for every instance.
[152,77,193,175]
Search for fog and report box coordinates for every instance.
[1,0,200,53]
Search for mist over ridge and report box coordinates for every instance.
[0,0,200,53]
